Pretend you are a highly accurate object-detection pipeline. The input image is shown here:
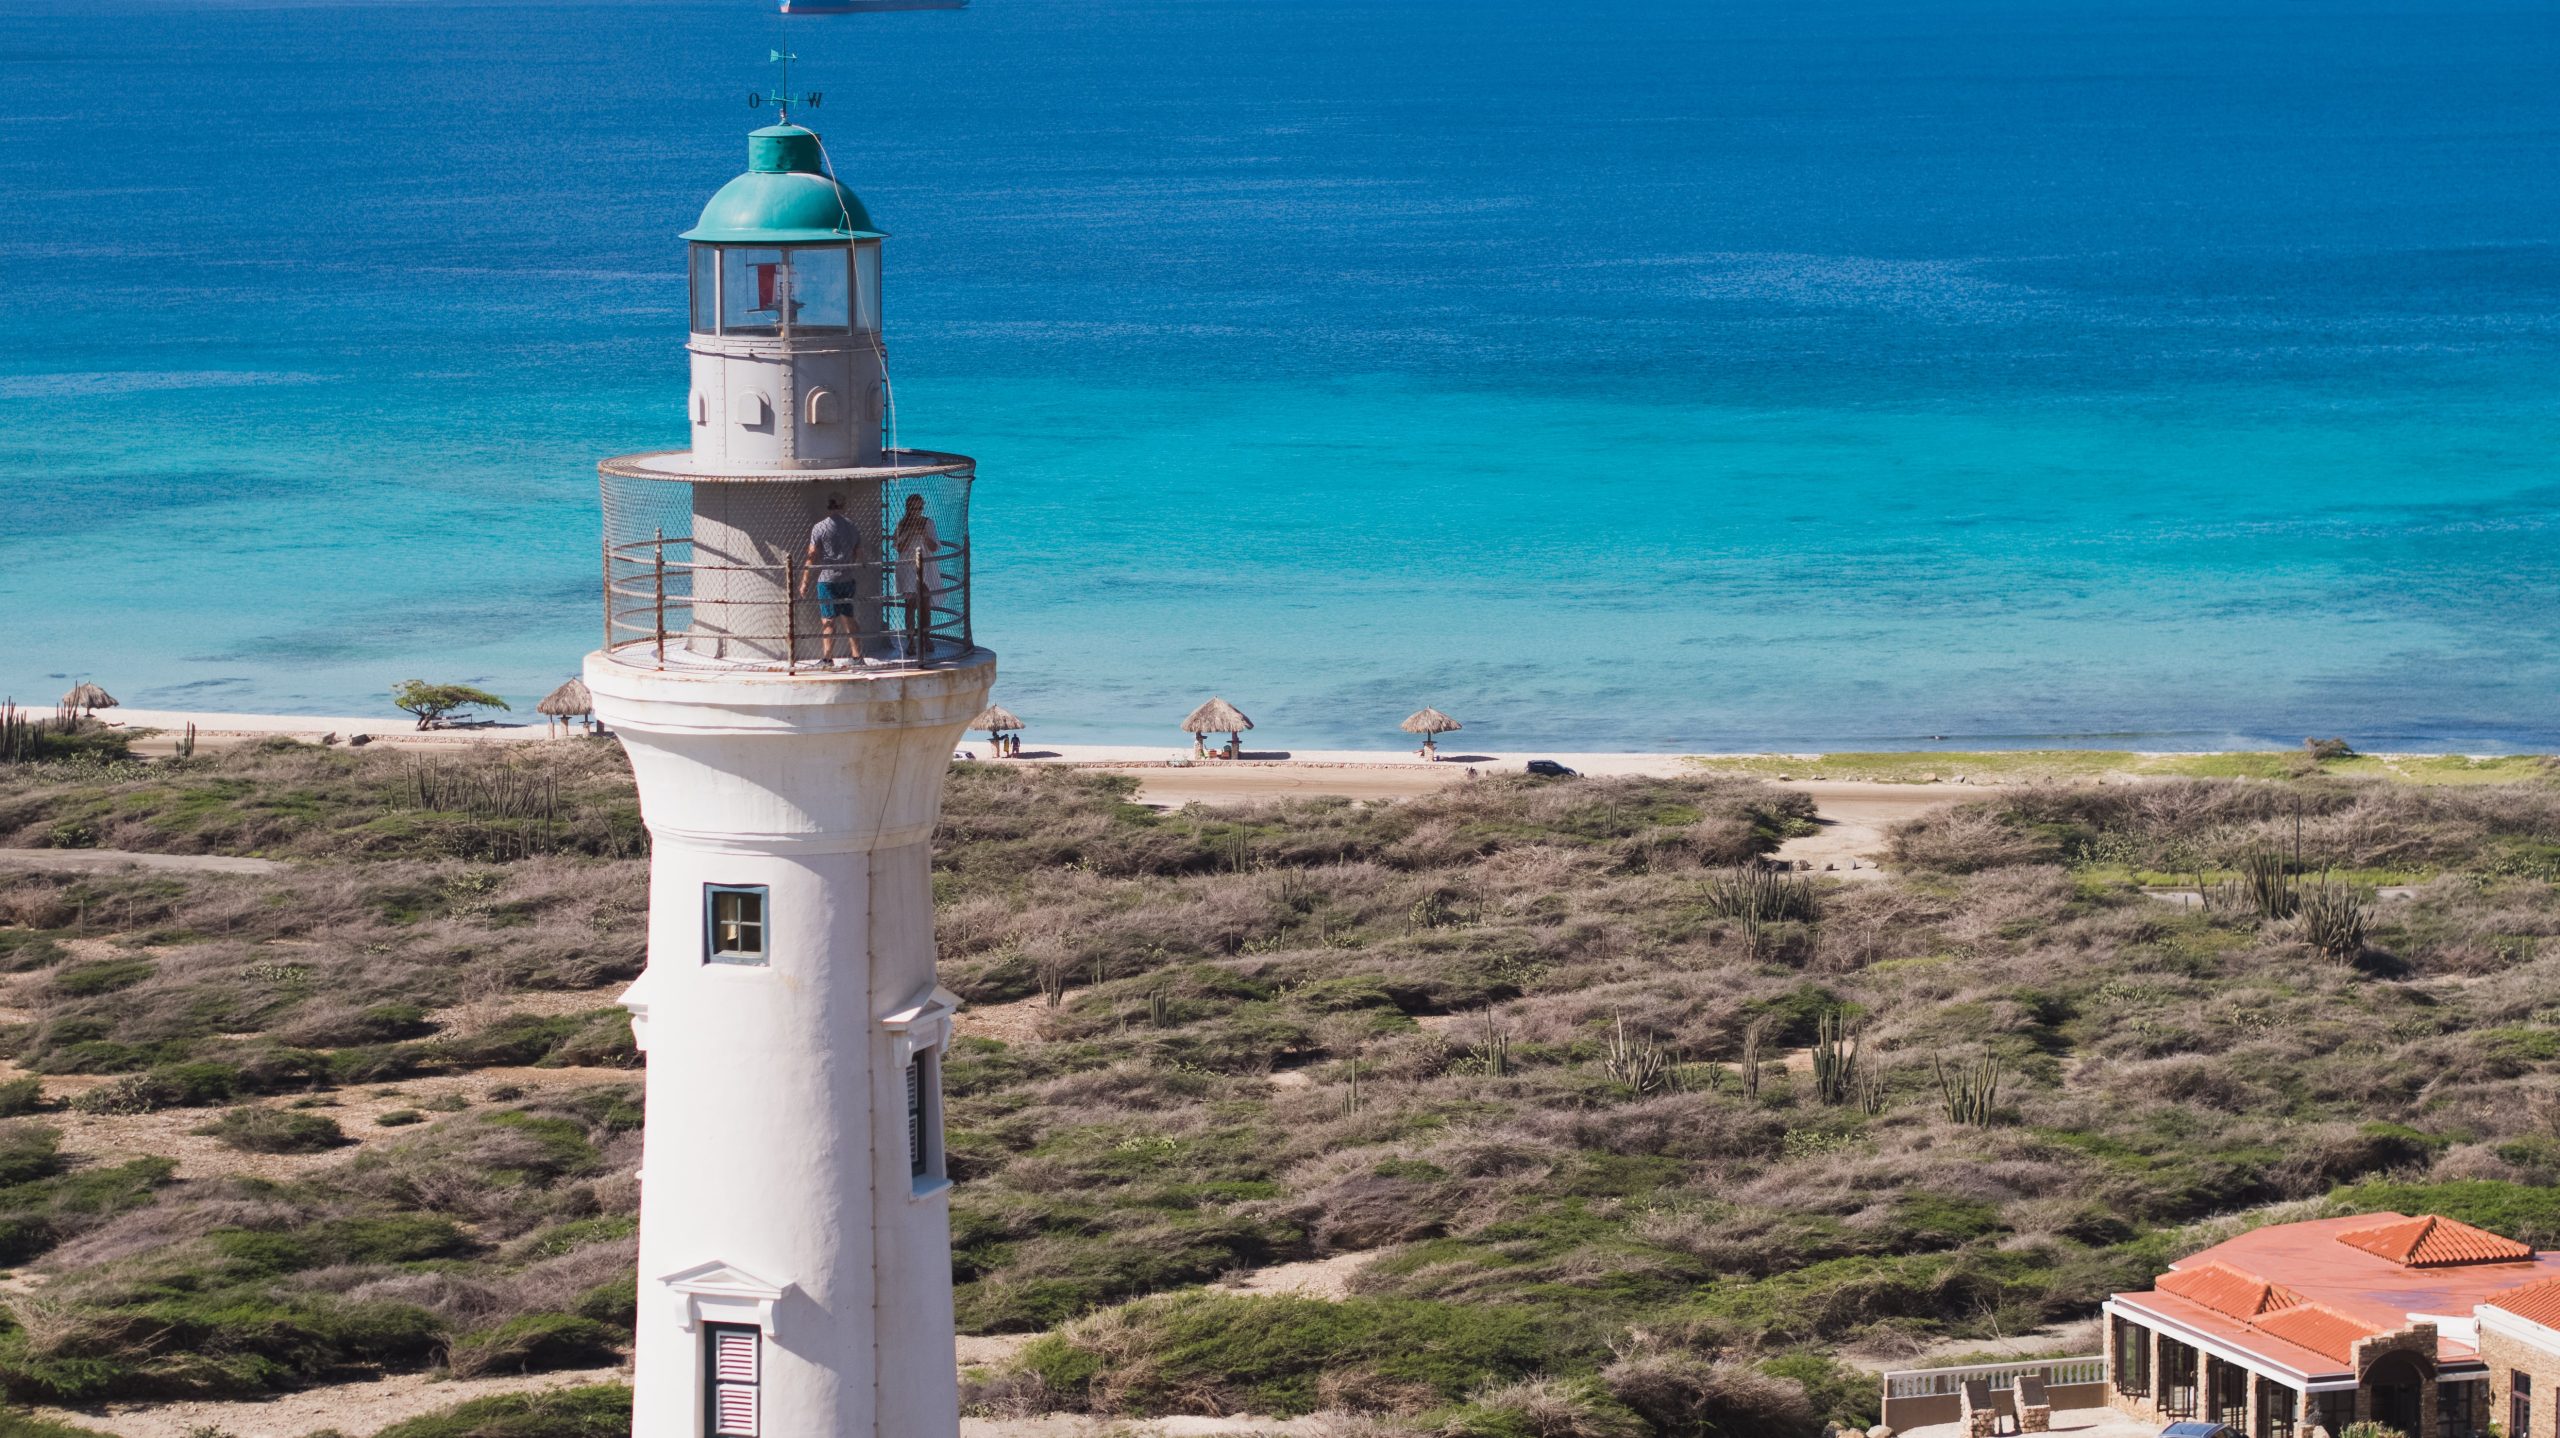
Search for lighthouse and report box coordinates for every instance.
[583,102,992,1438]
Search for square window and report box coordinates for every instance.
[706,885,769,965]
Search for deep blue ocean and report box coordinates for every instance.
[3,0,2556,750]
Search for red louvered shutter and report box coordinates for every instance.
[714,1329,758,1383]
[713,1384,758,1437]
[707,1325,761,1437]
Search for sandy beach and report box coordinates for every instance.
[87,707,1969,873]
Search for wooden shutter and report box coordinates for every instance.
[713,1385,758,1437]
[708,1325,760,1437]
[906,1057,923,1176]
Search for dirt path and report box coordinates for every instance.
[35,1363,631,1438]
[1771,782,1972,874]
[3,1058,640,1188]
[0,849,286,875]
[1839,1317,2097,1373]
[1212,1250,1373,1300]
[1112,768,1970,871]
[964,1418,1332,1438]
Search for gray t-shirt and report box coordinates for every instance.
[808,513,862,584]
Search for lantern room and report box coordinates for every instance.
[683,127,883,338]
[679,124,887,471]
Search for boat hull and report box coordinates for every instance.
[782,0,967,11]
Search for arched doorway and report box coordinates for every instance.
[2367,1350,2431,1437]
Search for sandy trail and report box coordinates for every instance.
[1770,782,1973,873]
[34,1364,632,1438]
[0,849,286,875]
[1112,767,1969,870]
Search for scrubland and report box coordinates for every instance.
[0,739,2556,1438]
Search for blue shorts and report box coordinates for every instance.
[816,579,857,619]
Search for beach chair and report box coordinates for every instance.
[2013,1373,2051,1434]
[1960,1379,2011,1438]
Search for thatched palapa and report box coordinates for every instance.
[61,683,115,713]
[970,705,1024,734]
[537,679,594,717]
[1400,707,1461,735]
[1182,698,1253,736]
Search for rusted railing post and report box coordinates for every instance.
[652,527,666,670]
[785,555,799,673]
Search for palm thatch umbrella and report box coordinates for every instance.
[537,678,593,734]
[61,682,115,715]
[1182,697,1253,756]
[970,705,1024,736]
[1401,706,1460,759]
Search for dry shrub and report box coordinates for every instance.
[960,1367,1064,1418]
[1601,1350,1818,1438]
[1453,1379,1645,1438]
[1888,804,2061,873]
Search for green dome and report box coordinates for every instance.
[681,125,882,244]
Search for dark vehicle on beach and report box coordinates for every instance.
[1524,760,1578,778]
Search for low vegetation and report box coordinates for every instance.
[0,740,2553,1438]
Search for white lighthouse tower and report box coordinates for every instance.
[584,101,993,1438]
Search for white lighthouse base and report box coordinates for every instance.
[586,651,994,1438]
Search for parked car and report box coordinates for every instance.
[1524,759,1578,778]
[2160,1423,2242,1438]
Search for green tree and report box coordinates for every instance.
[391,680,512,730]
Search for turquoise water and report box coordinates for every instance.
[3,0,2556,749]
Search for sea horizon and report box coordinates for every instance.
[4,0,2556,751]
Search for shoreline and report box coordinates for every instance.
[85,709,2553,787]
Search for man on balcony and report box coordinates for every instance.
[800,494,864,669]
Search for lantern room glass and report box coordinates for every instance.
[690,243,878,338]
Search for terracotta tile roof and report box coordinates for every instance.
[2250,1303,2386,1365]
[2113,1290,2357,1380]
[2486,1276,2560,1329]
[2336,1214,2534,1268]
[2159,1261,2307,1319]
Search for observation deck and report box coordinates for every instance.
[599,448,977,676]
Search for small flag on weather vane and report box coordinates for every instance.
[749,48,824,120]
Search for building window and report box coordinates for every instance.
[706,1324,760,1437]
[2113,1318,2150,1396]
[706,885,769,965]
[906,1046,944,1186]
[2264,1382,2296,1438]
[2515,1372,2532,1438]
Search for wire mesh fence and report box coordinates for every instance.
[600,451,974,672]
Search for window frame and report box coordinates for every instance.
[704,883,771,966]
[705,1322,762,1438]
[906,1043,945,1191]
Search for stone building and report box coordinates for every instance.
[2103,1214,2560,1438]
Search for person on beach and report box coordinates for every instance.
[798,495,864,668]
[891,494,940,660]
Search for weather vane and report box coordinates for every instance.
[749,49,824,123]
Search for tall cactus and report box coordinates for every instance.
[1605,1014,1672,1094]
[1934,1050,2003,1127]
[1812,1011,1862,1107]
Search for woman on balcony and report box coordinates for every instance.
[892,493,942,661]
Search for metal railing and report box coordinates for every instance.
[1881,1357,2106,1400]
[601,533,973,673]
